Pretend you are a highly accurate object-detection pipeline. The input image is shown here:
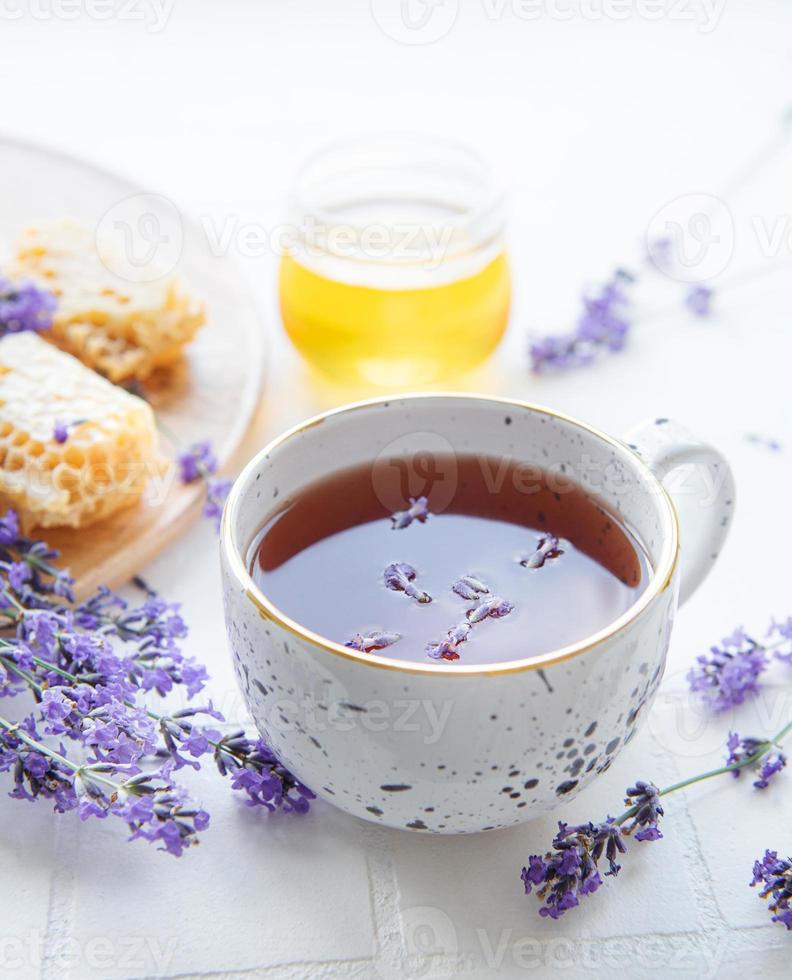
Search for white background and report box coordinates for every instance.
[1,1,792,977]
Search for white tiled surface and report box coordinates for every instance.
[1,2,792,977]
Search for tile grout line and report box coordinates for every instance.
[360,824,409,979]
[644,728,731,974]
[141,958,378,980]
[140,923,789,980]
[39,818,79,980]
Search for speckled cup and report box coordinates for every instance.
[220,395,734,833]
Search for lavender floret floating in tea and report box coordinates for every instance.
[345,630,401,652]
[452,575,490,601]
[383,562,432,604]
[467,596,514,624]
[519,534,564,570]
[0,508,312,855]
[426,621,472,661]
[390,496,430,530]
[426,580,514,660]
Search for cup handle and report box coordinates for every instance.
[623,418,735,606]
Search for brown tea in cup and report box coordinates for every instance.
[249,453,650,665]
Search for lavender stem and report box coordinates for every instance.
[614,717,792,825]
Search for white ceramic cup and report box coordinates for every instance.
[220,395,734,834]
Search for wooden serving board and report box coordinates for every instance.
[0,137,267,597]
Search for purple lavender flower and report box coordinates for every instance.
[686,285,713,317]
[768,617,792,664]
[0,276,57,335]
[0,510,316,853]
[112,781,210,857]
[451,575,490,601]
[519,534,564,570]
[53,421,69,444]
[522,820,624,918]
[390,496,430,530]
[687,628,768,712]
[467,596,514,624]
[0,714,209,855]
[204,477,231,529]
[750,850,792,929]
[623,780,664,841]
[522,778,663,919]
[384,562,431,604]
[645,235,675,272]
[176,442,230,530]
[213,731,315,814]
[177,441,217,484]
[529,270,634,373]
[345,630,401,653]
[726,732,787,790]
[0,510,19,546]
[755,754,787,790]
[746,433,782,453]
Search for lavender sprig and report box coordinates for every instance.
[687,618,792,712]
[0,275,57,336]
[522,718,792,920]
[687,627,768,712]
[0,509,314,853]
[529,270,633,373]
[0,714,208,856]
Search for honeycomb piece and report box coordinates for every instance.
[0,332,160,530]
[10,221,205,382]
